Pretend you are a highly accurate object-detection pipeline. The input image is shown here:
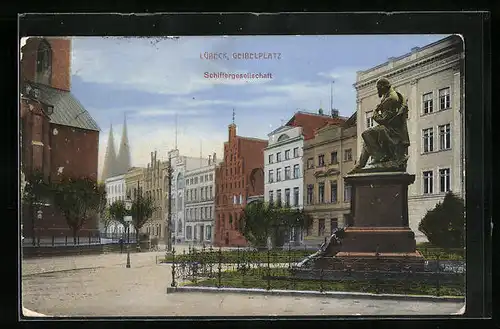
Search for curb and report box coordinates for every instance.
[22,266,104,277]
[166,286,464,303]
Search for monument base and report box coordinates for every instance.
[296,171,426,273]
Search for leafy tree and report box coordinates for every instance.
[52,176,106,244]
[22,170,51,246]
[239,201,313,249]
[107,200,128,233]
[418,192,465,249]
[238,201,273,248]
[130,194,156,245]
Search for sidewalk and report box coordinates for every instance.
[21,254,464,317]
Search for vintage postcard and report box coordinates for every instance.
[20,32,467,317]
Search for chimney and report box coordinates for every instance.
[208,154,212,165]
[331,109,339,118]
[213,153,217,164]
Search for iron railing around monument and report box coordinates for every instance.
[167,244,465,297]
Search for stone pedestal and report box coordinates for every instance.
[304,171,425,273]
[338,171,424,270]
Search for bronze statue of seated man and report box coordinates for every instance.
[350,78,410,174]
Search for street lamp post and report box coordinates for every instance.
[37,209,43,246]
[167,155,173,252]
[124,198,133,268]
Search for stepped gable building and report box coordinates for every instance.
[302,112,356,246]
[142,151,168,240]
[354,35,464,242]
[20,37,101,237]
[264,108,345,246]
[214,119,268,247]
[101,114,132,181]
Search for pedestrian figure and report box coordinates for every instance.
[119,238,124,253]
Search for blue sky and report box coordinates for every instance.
[67,34,449,177]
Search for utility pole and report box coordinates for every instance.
[167,154,173,251]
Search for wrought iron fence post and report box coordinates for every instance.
[65,235,67,246]
[77,236,80,245]
[374,268,380,294]
[319,267,324,293]
[266,248,271,291]
[51,236,54,246]
[171,247,177,287]
[217,246,222,288]
[237,245,240,271]
[209,246,214,278]
[436,254,441,296]
[201,244,206,276]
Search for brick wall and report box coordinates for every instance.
[214,126,267,247]
[21,37,71,91]
[49,124,99,181]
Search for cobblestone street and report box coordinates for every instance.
[21,248,464,317]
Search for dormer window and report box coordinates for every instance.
[36,40,52,85]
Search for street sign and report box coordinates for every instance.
[124,216,133,223]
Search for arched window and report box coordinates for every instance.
[36,39,52,85]
[177,173,184,189]
[277,134,290,142]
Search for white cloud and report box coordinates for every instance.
[71,37,271,96]
[232,78,358,117]
[98,119,225,180]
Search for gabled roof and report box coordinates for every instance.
[24,81,100,132]
[343,111,357,127]
[285,111,345,140]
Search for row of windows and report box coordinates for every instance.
[268,164,301,183]
[422,168,452,195]
[307,218,339,237]
[107,195,125,206]
[366,87,452,129]
[186,186,214,202]
[186,173,214,186]
[185,225,212,241]
[218,212,242,232]
[185,206,214,221]
[306,149,353,170]
[107,183,125,195]
[146,224,162,237]
[422,123,452,153]
[268,187,300,207]
[306,182,351,205]
[268,147,300,164]
[423,87,451,115]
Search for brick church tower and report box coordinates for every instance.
[20,37,101,239]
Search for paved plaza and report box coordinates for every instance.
[21,246,464,317]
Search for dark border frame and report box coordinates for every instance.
[16,11,492,325]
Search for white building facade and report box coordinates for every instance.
[354,35,465,242]
[264,125,304,244]
[184,155,217,244]
[167,149,209,244]
[104,174,136,236]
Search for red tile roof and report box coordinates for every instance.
[286,111,346,140]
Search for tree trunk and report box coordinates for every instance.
[73,227,78,245]
[30,202,36,246]
[135,229,140,250]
